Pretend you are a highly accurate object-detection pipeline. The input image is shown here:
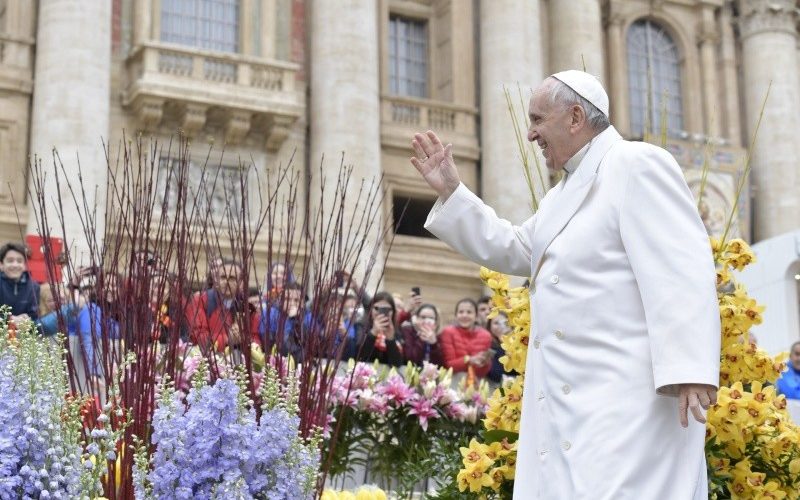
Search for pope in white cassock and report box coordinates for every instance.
[410,71,721,499]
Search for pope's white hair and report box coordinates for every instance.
[546,77,610,131]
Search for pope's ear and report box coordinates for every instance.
[570,104,587,131]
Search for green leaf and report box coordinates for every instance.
[483,429,519,444]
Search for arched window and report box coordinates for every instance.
[161,0,240,53]
[627,20,683,138]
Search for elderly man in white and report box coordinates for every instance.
[411,71,720,499]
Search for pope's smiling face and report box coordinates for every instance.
[527,78,583,172]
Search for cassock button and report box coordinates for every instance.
[537,391,545,400]
[562,441,571,451]
[539,449,549,457]
[533,337,541,349]
[550,274,560,284]
[562,384,571,395]
[554,329,565,339]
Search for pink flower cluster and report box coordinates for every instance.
[328,362,488,431]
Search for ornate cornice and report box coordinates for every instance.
[737,0,799,40]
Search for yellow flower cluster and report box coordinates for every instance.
[707,238,800,499]
[452,269,531,494]
[713,238,756,272]
[479,268,529,374]
[483,377,524,433]
[456,438,517,493]
[320,486,388,500]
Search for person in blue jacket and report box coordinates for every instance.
[36,283,82,337]
[258,282,313,362]
[0,242,40,323]
[73,272,121,381]
[776,341,800,400]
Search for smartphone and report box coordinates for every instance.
[411,286,421,296]
[375,306,393,316]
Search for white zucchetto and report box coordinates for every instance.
[550,70,609,117]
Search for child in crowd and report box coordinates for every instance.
[486,312,511,383]
[0,242,40,323]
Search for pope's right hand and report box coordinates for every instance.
[410,130,461,200]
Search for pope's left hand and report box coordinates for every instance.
[678,383,717,428]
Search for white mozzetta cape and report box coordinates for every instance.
[425,126,720,499]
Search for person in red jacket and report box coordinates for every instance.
[186,260,258,354]
[439,298,493,379]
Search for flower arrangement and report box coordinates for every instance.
[705,238,800,499]
[446,269,527,497]
[324,361,488,497]
[133,364,320,499]
[0,310,126,499]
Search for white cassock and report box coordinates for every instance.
[425,126,720,499]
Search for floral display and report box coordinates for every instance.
[447,270,527,497]
[133,364,319,499]
[0,311,126,499]
[705,238,800,499]
[325,361,488,497]
[462,238,800,499]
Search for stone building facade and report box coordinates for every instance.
[0,0,799,322]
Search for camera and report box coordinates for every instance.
[375,306,392,316]
[411,286,421,296]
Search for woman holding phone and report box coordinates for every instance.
[439,298,493,379]
[400,303,443,366]
[355,291,404,366]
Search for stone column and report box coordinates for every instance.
[720,3,742,145]
[132,0,151,46]
[309,0,382,280]
[738,0,800,240]
[28,0,111,263]
[547,0,605,78]
[698,5,722,138]
[479,0,546,223]
[605,12,630,136]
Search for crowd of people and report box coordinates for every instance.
[0,241,515,385]
[4,240,800,396]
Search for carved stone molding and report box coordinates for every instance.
[179,103,208,137]
[737,0,798,39]
[122,43,303,149]
[601,0,625,29]
[697,21,721,46]
[266,115,296,152]
[133,96,165,130]
[224,110,252,145]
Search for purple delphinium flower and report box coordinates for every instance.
[0,348,85,499]
[142,375,318,499]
